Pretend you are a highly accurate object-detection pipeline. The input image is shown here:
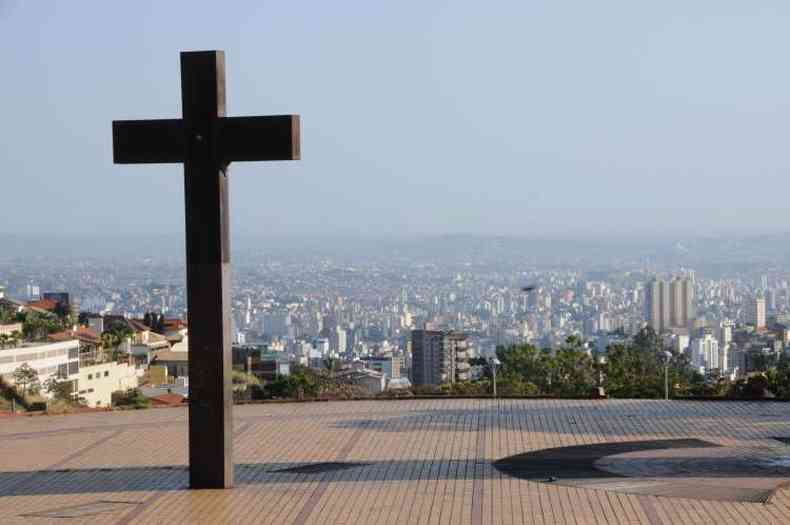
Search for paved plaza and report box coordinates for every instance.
[2,399,790,524]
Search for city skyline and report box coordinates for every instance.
[5,3,790,521]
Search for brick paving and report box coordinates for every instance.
[1,399,790,524]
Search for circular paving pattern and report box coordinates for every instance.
[493,438,790,502]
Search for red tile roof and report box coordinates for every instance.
[26,299,59,311]
[149,393,186,406]
[48,326,100,344]
[163,319,187,330]
[128,320,150,333]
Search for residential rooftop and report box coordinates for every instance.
[0,339,79,351]
[1,399,790,524]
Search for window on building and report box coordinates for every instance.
[88,374,93,380]
[104,371,109,377]
[68,361,79,375]
[87,388,94,393]
[68,347,79,359]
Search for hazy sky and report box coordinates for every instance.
[2,1,789,238]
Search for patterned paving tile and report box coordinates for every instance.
[1,400,790,524]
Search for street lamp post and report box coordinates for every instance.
[489,357,501,398]
[663,351,672,401]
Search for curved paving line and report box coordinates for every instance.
[490,438,788,503]
[493,438,716,481]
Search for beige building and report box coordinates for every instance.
[645,277,695,333]
[749,295,767,330]
[0,323,23,337]
[669,277,695,329]
[150,350,189,378]
[645,279,670,333]
[77,361,140,408]
[130,330,171,366]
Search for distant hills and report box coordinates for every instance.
[2,232,789,273]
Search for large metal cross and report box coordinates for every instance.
[112,50,300,489]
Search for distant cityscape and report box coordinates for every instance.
[2,234,790,408]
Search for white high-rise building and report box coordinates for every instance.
[335,326,347,356]
[715,320,734,373]
[690,333,719,373]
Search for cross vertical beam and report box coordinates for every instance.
[111,50,300,490]
[180,50,233,489]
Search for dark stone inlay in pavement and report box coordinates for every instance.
[494,438,714,480]
[273,462,370,474]
[22,500,142,518]
[494,438,790,503]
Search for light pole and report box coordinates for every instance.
[663,351,672,401]
[489,357,501,398]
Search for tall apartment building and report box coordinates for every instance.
[645,280,670,333]
[690,332,720,373]
[411,330,470,386]
[669,277,695,329]
[748,295,766,330]
[645,277,695,333]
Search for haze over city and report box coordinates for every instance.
[4,3,790,524]
[3,0,790,238]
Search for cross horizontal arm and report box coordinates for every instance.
[219,115,300,162]
[112,119,185,164]
[112,115,300,165]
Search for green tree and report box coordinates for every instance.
[101,325,132,362]
[13,363,41,396]
[232,371,262,401]
[550,336,597,396]
[9,330,22,348]
[495,376,539,396]
[111,388,151,409]
[44,376,75,401]
[601,342,664,397]
[53,301,71,323]
[496,343,553,392]
[728,374,775,399]
[322,357,339,376]
[765,355,790,399]
[600,327,696,398]
[0,375,29,411]
[21,311,60,341]
[265,365,319,399]
[468,356,490,378]
[0,306,16,324]
[749,351,778,373]
[110,324,133,342]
